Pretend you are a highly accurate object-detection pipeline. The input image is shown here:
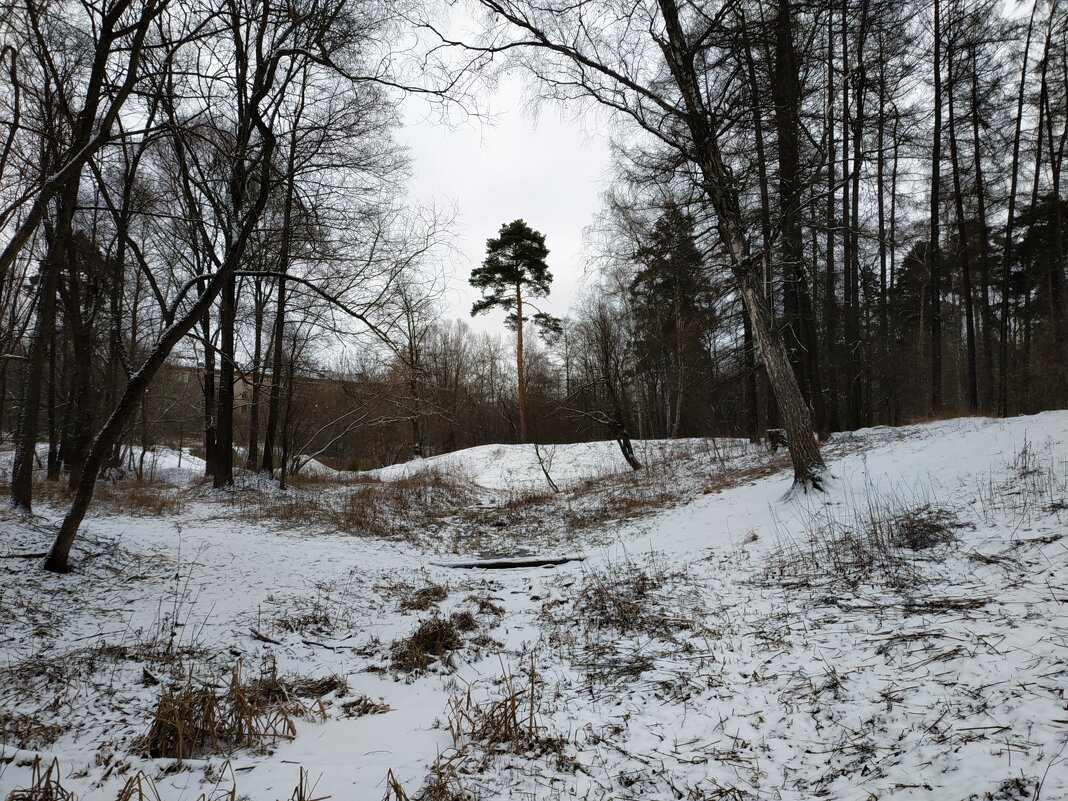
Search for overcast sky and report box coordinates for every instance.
[400,75,612,334]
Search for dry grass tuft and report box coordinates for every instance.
[446,659,545,754]
[887,505,961,550]
[572,555,691,638]
[384,658,568,801]
[399,584,448,612]
[230,468,475,541]
[4,756,75,801]
[390,613,478,673]
[0,711,63,750]
[141,658,343,761]
[340,695,391,718]
[765,498,964,590]
[333,469,474,538]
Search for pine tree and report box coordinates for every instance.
[471,220,560,443]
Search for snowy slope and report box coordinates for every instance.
[365,437,733,491]
[0,413,1066,800]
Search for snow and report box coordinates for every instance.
[1,413,1066,800]
[365,437,730,491]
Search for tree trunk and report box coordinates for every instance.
[824,14,841,433]
[947,39,978,413]
[11,189,75,510]
[773,0,822,434]
[741,27,779,433]
[201,310,217,479]
[969,45,996,411]
[930,0,944,415]
[657,0,826,488]
[515,282,526,443]
[261,273,286,475]
[213,273,236,487]
[847,2,867,427]
[246,281,265,469]
[742,307,760,441]
[999,0,1037,417]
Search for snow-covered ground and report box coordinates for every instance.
[1,414,1066,800]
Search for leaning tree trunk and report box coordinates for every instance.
[658,0,827,489]
[45,258,240,572]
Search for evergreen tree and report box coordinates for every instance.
[471,219,560,442]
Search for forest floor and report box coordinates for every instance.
[1,413,1066,800]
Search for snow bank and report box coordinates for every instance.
[365,437,729,490]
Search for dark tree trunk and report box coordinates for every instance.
[773,0,823,435]
[246,280,266,469]
[847,3,867,428]
[742,307,760,441]
[201,309,217,479]
[999,1,1037,417]
[824,14,841,433]
[969,45,996,411]
[11,189,75,510]
[213,273,236,487]
[46,324,59,481]
[875,34,890,422]
[515,283,526,443]
[658,0,826,488]
[930,0,944,415]
[741,27,779,433]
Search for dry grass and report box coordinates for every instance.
[448,439,781,551]
[0,711,63,750]
[4,756,75,801]
[390,613,478,673]
[141,658,341,762]
[384,658,569,801]
[115,765,330,801]
[445,658,544,754]
[572,555,694,638]
[229,468,475,541]
[333,469,473,537]
[765,498,965,590]
[398,584,448,612]
[33,478,185,517]
[973,438,1068,526]
[340,695,391,718]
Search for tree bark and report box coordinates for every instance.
[213,272,236,487]
[658,0,826,488]
[969,45,996,411]
[515,282,526,443]
[947,36,978,413]
[11,188,74,510]
[930,0,944,415]
[998,0,1037,417]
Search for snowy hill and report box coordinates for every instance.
[1,413,1066,800]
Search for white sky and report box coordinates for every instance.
[401,75,612,334]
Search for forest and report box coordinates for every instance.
[0,0,1066,554]
[2,2,1068,799]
